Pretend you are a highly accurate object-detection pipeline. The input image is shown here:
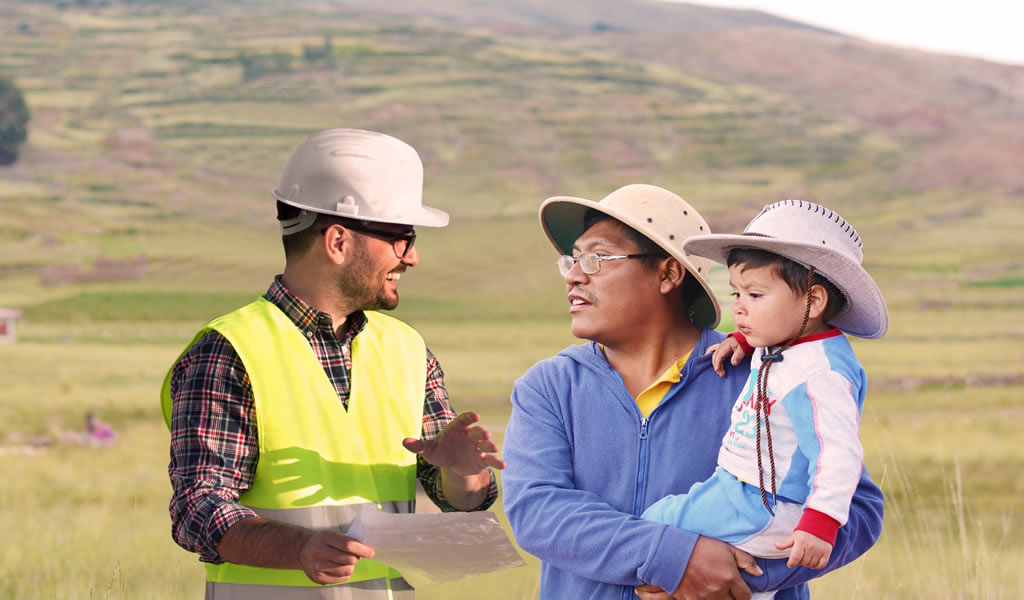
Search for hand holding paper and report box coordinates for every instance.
[346,506,526,588]
[297,529,376,585]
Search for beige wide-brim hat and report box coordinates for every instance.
[539,183,721,329]
[683,199,888,339]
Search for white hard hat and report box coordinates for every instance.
[272,128,449,234]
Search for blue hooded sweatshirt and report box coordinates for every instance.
[503,328,883,600]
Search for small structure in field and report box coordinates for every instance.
[0,308,22,343]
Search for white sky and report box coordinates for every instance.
[671,1,1024,66]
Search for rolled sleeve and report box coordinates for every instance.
[417,349,498,512]
[167,331,259,564]
[171,483,259,563]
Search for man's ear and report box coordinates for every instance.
[660,259,686,294]
[321,224,353,266]
[808,284,829,320]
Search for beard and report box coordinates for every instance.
[336,236,399,312]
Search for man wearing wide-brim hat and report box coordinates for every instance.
[502,184,884,599]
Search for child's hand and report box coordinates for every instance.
[775,530,832,569]
[704,336,746,377]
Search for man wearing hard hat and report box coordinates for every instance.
[161,129,505,599]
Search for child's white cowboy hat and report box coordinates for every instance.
[683,200,888,339]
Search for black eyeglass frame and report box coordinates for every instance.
[321,221,417,259]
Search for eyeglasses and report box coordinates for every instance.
[322,222,417,259]
[557,252,658,276]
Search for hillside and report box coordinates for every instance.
[313,0,833,34]
[0,0,1019,292]
[0,0,1018,316]
[610,26,1024,192]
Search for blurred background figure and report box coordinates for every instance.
[84,412,118,447]
[58,412,118,447]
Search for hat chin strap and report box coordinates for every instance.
[754,265,815,516]
[280,209,318,235]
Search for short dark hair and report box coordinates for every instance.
[726,247,846,323]
[581,209,703,308]
[277,201,361,260]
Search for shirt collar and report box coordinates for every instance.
[787,327,842,347]
[598,343,692,385]
[265,275,368,341]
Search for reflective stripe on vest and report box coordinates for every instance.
[247,502,415,531]
[205,577,414,600]
[162,298,426,598]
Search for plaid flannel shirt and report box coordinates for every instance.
[167,276,497,563]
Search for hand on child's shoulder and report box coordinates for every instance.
[705,335,747,377]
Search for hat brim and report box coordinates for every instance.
[539,195,721,329]
[683,234,888,339]
[368,204,449,228]
[279,197,450,228]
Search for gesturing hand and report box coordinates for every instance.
[402,411,507,475]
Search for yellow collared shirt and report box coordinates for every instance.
[635,351,692,418]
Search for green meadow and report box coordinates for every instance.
[1,1,1022,598]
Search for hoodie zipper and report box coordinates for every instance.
[632,354,695,518]
[621,354,696,600]
[633,414,650,516]
[623,411,651,600]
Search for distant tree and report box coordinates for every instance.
[302,34,336,68]
[0,75,30,166]
[238,50,294,81]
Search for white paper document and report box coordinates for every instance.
[346,506,527,588]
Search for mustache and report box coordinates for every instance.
[569,287,595,303]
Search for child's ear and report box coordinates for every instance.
[808,284,829,320]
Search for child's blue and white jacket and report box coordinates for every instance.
[643,328,866,553]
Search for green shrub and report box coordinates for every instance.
[0,74,30,165]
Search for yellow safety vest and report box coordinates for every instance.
[161,298,426,599]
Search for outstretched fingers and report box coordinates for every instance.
[449,411,481,431]
[401,437,426,454]
[466,425,491,442]
[481,451,507,470]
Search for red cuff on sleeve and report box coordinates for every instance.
[795,508,841,545]
[727,331,755,356]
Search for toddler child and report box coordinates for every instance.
[641,200,888,598]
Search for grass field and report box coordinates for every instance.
[2,1,1023,598]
